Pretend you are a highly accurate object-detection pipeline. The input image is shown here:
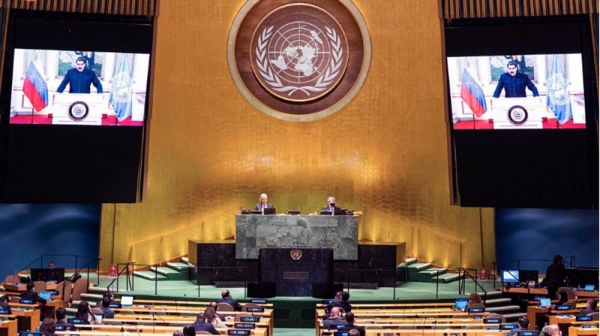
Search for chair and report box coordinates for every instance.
[556,287,575,301]
[485,313,506,323]
[196,332,212,335]
[62,281,73,306]
[217,302,234,312]
[34,281,47,293]
[3,274,20,284]
[234,313,252,322]
[71,278,88,301]
[587,312,599,320]
[10,296,20,303]
[468,303,486,309]
[242,303,261,312]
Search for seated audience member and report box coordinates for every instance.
[338,312,365,336]
[56,307,76,330]
[348,330,360,336]
[323,307,345,329]
[209,301,225,320]
[48,261,56,269]
[542,325,560,336]
[218,289,242,311]
[326,291,352,314]
[76,300,98,324]
[182,324,196,336]
[40,318,56,336]
[467,292,484,309]
[100,296,115,318]
[193,312,219,335]
[20,282,47,304]
[204,307,226,328]
[556,292,568,306]
[0,295,11,314]
[508,317,529,336]
[579,299,598,316]
[172,331,184,336]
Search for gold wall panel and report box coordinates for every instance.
[99,0,496,273]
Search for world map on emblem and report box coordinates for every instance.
[251,6,349,102]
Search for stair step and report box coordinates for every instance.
[213,281,246,288]
[410,263,432,271]
[88,286,109,294]
[346,283,379,290]
[181,257,189,264]
[150,266,180,276]
[81,293,103,301]
[486,305,521,313]
[486,298,513,306]
[399,258,418,267]
[442,274,462,283]
[418,268,447,276]
[167,262,192,271]
[504,312,527,321]
[133,271,168,281]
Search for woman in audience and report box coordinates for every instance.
[204,307,227,328]
[76,300,98,324]
[40,318,56,336]
[467,292,485,309]
[182,324,196,336]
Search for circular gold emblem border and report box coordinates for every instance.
[228,0,371,122]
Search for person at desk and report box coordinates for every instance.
[76,300,98,324]
[323,307,345,329]
[466,292,484,310]
[338,313,365,336]
[579,298,598,316]
[192,312,219,335]
[48,261,56,269]
[218,289,242,311]
[204,307,226,329]
[20,282,46,304]
[508,317,529,336]
[56,307,76,331]
[100,296,115,318]
[40,317,55,336]
[255,193,274,210]
[326,291,352,314]
[541,324,560,336]
[544,255,566,300]
[208,301,225,320]
[322,196,339,213]
[0,295,11,314]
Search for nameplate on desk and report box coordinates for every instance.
[240,317,260,322]
[333,332,349,336]
[501,324,518,330]
[109,303,122,308]
[228,330,251,335]
[487,327,500,331]
[251,299,267,304]
[484,318,502,324]
[517,331,537,336]
[468,307,484,313]
[555,305,570,310]
[246,307,265,313]
[234,323,256,329]
[18,333,42,336]
[67,318,86,324]
[19,299,34,304]
[0,310,9,314]
[581,324,594,329]
[322,299,333,305]
[329,324,345,330]
[55,325,67,331]
[576,316,593,321]
[49,290,59,295]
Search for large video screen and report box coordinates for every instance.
[448,54,586,130]
[444,17,598,208]
[11,49,149,126]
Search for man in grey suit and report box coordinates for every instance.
[255,193,274,210]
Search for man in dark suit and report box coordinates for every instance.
[192,313,219,335]
[492,60,539,98]
[544,255,566,300]
[56,307,76,331]
[218,289,242,311]
[579,299,598,316]
[255,193,274,210]
[322,196,339,213]
[0,295,11,314]
[20,283,46,304]
[338,312,365,336]
[326,291,352,314]
[323,307,345,329]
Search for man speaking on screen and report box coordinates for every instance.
[57,57,103,94]
[493,60,538,98]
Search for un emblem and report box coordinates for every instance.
[229,0,371,121]
[68,101,89,121]
[547,73,569,106]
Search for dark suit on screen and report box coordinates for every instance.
[255,203,274,210]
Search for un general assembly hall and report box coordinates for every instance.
[0,1,597,336]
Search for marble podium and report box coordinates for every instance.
[259,247,333,296]
[235,215,359,260]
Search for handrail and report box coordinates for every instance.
[194,266,248,298]
[458,267,487,302]
[343,269,400,300]
[13,253,101,285]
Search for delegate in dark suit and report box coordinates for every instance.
[544,255,566,299]
[578,299,598,316]
[218,290,242,311]
[255,203,274,210]
[20,283,46,304]
[57,57,103,94]
[338,313,365,336]
[193,320,219,335]
[493,61,539,98]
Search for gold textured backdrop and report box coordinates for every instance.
[99,0,496,272]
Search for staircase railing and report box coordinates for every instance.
[106,262,136,292]
[12,253,101,285]
[458,267,487,302]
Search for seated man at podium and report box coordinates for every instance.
[56,57,103,94]
[255,193,274,210]
[322,196,339,213]
[493,61,539,98]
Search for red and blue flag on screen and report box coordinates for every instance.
[546,55,572,124]
[109,54,133,121]
[22,61,48,112]
[460,68,487,117]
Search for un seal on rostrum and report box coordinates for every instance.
[229,0,371,121]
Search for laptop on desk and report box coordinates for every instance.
[539,298,551,308]
[39,291,53,302]
[584,284,596,291]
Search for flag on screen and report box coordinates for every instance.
[22,61,48,112]
[460,68,487,117]
[546,55,572,124]
[109,54,133,121]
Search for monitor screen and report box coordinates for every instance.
[39,291,52,301]
[501,270,520,283]
[519,270,539,285]
[539,298,551,308]
[454,299,468,310]
[262,207,276,215]
[584,284,595,291]
[120,296,134,306]
[11,49,149,127]
[0,309,9,315]
[95,314,103,324]
[48,268,65,282]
